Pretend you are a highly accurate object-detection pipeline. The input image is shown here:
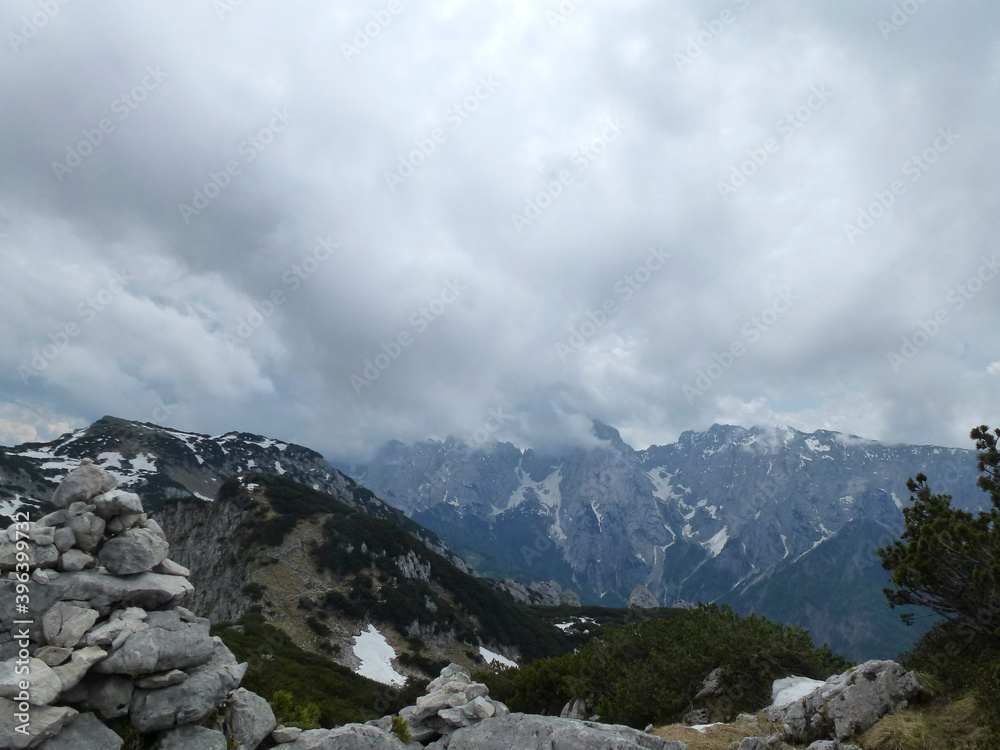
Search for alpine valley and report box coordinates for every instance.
[0,416,985,663]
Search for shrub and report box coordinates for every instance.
[479,604,850,729]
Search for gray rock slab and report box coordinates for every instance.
[99,527,170,576]
[224,687,277,750]
[0,697,77,749]
[37,711,123,749]
[52,462,118,509]
[129,639,246,733]
[445,714,687,750]
[153,723,228,750]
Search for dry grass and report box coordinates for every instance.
[858,696,987,750]
[653,713,788,750]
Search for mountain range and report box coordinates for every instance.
[350,421,985,659]
[1,415,986,660]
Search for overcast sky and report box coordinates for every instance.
[2,0,999,460]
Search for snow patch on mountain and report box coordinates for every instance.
[703,526,729,557]
[479,646,517,668]
[352,624,406,686]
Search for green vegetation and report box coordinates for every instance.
[477,603,849,729]
[224,472,575,661]
[391,714,412,743]
[212,607,425,727]
[269,690,322,730]
[879,425,1000,745]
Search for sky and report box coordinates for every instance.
[2,0,999,461]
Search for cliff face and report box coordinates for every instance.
[352,422,983,659]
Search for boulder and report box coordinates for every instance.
[0,538,60,571]
[37,711,123,749]
[52,528,76,554]
[153,723,228,749]
[129,639,246,732]
[42,602,100,649]
[273,725,304,743]
[46,570,193,615]
[0,697,77,749]
[0,657,62,705]
[93,611,214,675]
[444,714,688,750]
[280,725,408,749]
[59,550,95,572]
[51,646,108,694]
[627,584,660,609]
[135,669,187,689]
[766,660,921,743]
[153,559,191,577]
[224,687,277,750]
[51,461,118,508]
[67,514,106,554]
[99,527,170,576]
[91,490,144,520]
[35,646,73,667]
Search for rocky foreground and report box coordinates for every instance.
[0,461,922,749]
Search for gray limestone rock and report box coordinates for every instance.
[128,639,246,733]
[445,714,687,750]
[766,660,921,743]
[59,549,96,572]
[37,510,71,528]
[37,711,123,749]
[68,513,106,554]
[0,657,62,705]
[280,725,408,749]
[35,646,73,667]
[51,461,118,509]
[94,611,213,676]
[42,602,100,649]
[153,723,228,750]
[51,645,107,694]
[99,527,170,576]
[0,697,77,749]
[52,527,76,554]
[627,584,660,609]
[272,725,304,743]
[135,669,187,689]
[91,490,144,521]
[153,559,191,577]
[224,687,277,750]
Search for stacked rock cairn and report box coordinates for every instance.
[0,460,277,749]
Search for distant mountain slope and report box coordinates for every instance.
[351,422,985,659]
[0,415,412,527]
